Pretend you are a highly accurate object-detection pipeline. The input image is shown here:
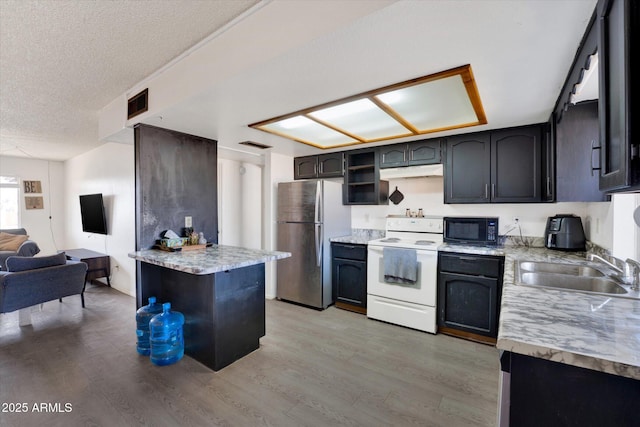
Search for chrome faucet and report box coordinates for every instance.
[625,258,640,291]
[587,254,624,273]
[588,253,640,289]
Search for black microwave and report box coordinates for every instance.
[443,217,499,245]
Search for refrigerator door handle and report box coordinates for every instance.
[315,180,321,224]
[315,223,322,267]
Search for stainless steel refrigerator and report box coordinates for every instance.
[277,180,351,309]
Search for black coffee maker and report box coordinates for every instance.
[544,214,586,251]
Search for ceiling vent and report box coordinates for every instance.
[239,141,272,149]
[127,89,148,119]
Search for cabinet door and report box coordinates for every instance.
[294,156,318,180]
[444,133,491,203]
[379,144,407,168]
[333,258,367,308]
[555,102,607,201]
[543,119,555,202]
[491,126,542,203]
[318,153,344,177]
[598,0,639,192]
[437,272,498,338]
[408,139,441,165]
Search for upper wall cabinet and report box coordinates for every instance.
[379,139,442,168]
[343,149,389,205]
[293,153,344,180]
[555,101,608,202]
[445,125,542,204]
[597,0,640,192]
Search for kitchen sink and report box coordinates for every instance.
[518,261,604,277]
[518,272,628,294]
[515,260,630,296]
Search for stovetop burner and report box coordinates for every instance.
[415,240,436,245]
[380,238,400,242]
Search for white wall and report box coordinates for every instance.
[0,156,65,255]
[64,143,136,296]
[610,193,640,261]
[351,176,593,238]
[218,158,262,249]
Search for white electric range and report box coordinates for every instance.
[367,216,443,333]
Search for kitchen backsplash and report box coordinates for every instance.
[349,176,613,250]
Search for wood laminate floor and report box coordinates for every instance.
[0,284,499,426]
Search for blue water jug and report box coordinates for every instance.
[149,302,185,366]
[135,296,163,355]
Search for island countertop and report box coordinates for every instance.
[128,245,291,275]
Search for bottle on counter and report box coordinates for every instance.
[135,296,163,356]
[149,302,185,366]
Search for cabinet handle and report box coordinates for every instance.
[546,176,552,197]
[491,183,496,200]
[485,184,489,200]
[590,140,601,177]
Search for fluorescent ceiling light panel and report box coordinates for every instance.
[249,64,486,149]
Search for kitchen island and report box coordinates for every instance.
[129,245,290,371]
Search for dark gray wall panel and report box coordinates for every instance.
[134,124,218,250]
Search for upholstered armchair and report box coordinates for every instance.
[0,253,87,325]
[0,228,40,271]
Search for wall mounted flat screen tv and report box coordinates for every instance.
[79,193,108,235]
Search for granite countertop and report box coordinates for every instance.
[128,245,291,275]
[438,243,640,379]
[330,229,385,245]
[330,235,374,245]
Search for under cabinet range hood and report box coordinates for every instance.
[379,164,444,180]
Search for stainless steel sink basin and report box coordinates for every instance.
[515,260,631,296]
[518,272,628,294]
[519,261,605,277]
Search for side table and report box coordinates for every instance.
[62,248,111,287]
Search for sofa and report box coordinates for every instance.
[0,228,40,271]
[0,252,88,324]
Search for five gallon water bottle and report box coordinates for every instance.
[149,302,185,366]
[135,296,163,355]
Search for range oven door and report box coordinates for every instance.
[366,245,438,333]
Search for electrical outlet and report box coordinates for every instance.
[185,216,192,227]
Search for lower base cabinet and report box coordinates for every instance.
[331,242,367,314]
[500,351,639,427]
[437,252,504,343]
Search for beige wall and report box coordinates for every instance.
[0,156,66,256]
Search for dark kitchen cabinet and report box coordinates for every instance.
[343,149,389,205]
[555,101,608,201]
[294,153,344,180]
[379,139,442,168]
[331,242,367,314]
[437,252,504,343]
[444,125,542,203]
[501,351,639,427]
[444,132,491,203]
[597,0,640,192]
[542,119,555,202]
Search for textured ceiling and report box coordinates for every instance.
[0,0,598,162]
[0,0,258,160]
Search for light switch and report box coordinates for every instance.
[185,216,192,227]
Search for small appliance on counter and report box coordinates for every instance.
[544,214,586,251]
[443,217,499,246]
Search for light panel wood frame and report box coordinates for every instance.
[249,64,487,149]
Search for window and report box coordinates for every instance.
[0,176,20,228]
